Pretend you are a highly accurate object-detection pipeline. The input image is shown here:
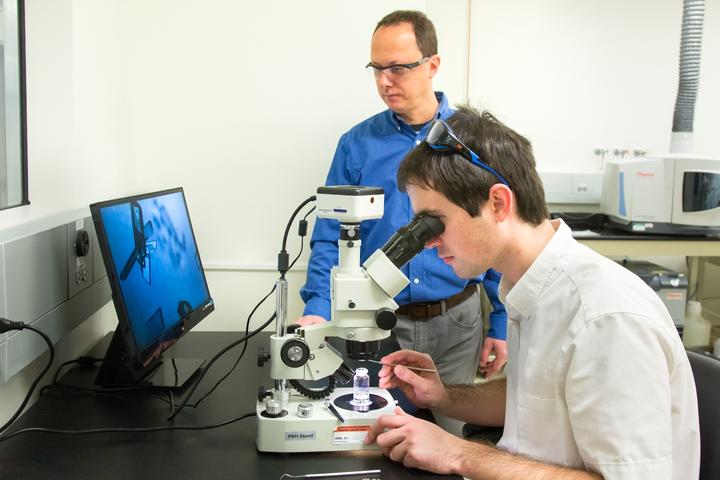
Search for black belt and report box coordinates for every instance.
[396,285,477,320]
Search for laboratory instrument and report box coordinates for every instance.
[256,185,444,452]
[601,155,720,235]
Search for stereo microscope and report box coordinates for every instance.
[256,186,443,453]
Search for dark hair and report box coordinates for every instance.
[374,10,437,57]
[398,105,549,225]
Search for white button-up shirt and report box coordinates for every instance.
[498,220,700,480]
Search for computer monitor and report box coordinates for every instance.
[90,187,214,387]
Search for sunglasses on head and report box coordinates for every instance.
[425,119,510,187]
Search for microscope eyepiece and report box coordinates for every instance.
[380,214,444,268]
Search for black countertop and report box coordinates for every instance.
[0,331,459,480]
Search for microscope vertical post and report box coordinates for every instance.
[274,277,288,405]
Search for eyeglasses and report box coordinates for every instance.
[365,57,430,79]
[425,119,510,187]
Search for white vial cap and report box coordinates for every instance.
[687,300,702,314]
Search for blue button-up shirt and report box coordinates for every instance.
[301,93,507,340]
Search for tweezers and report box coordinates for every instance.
[364,359,437,373]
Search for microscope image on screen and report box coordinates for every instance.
[91,187,214,388]
[99,191,209,353]
[119,201,157,284]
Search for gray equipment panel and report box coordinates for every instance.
[5,279,110,381]
[5,225,69,323]
[0,213,111,383]
[89,218,107,283]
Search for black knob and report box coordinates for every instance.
[257,385,270,402]
[75,230,90,257]
[257,347,271,367]
[280,339,310,368]
[286,323,301,334]
[376,308,397,330]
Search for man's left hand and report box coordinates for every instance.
[479,337,507,377]
[364,407,465,475]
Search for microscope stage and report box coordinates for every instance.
[256,387,396,453]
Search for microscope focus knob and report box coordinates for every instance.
[258,385,270,402]
[376,308,397,330]
[265,399,283,417]
[297,403,313,418]
[257,347,271,367]
[281,339,310,368]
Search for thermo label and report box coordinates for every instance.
[332,425,371,445]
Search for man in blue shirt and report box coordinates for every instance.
[298,10,507,433]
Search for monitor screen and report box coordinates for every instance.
[91,187,214,384]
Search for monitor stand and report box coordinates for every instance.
[95,328,205,393]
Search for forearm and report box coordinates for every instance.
[300,230,339,319]
[453,442,602,480]
[437,377,506,427]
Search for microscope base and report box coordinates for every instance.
[256,387,396,453]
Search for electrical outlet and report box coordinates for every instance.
[68,218,94,298]
[540,171,603,204]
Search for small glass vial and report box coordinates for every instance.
[351,367,371,407]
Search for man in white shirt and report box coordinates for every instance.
[364,105,700,479]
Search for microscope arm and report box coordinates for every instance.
[269,323,344,381]
[300,323,345,380]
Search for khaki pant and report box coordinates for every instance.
[391,292,483,436]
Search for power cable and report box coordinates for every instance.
[0,319,55,435]
[0,412,255,445]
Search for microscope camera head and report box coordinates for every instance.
[315,186,384,223]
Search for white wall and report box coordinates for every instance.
[27,1,136,207]
[470,0,720,172]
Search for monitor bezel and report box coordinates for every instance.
[90,187,214,370]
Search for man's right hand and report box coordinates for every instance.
[377,350,448,411]
[296,315,327,326]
